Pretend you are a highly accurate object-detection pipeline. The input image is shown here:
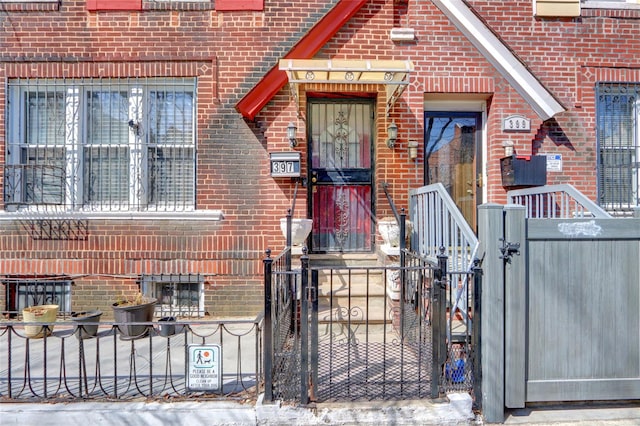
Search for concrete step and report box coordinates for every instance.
[316,321,400,343]
[294,254,400,325]
[313,262,392,325]
[318,295,392,324]
[318,281,386,298]
[307,253,380,267]
[316,272,386,297]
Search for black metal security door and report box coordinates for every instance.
[308,99,374,253]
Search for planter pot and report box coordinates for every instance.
[386,264,401,301]
[378,219,400,247]
[23,305,59,338]
[280,218,313,246]
[71,310,102,339]
[112,298,157,340]
[378,219,413,249]
[158,316,176,337]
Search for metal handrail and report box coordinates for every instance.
[381,181,401,224]
[507,184,612,218]
[409,183,479,273]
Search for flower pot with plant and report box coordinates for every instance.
[22,304,59,338]
[378,217,413,251]
[111,293,157,340]
[71,310,103,339]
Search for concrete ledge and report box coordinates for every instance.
[0,393,476,426]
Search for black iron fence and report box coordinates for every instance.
[262,245,303,403]
[0,317,262,402]
[263,211,482,405]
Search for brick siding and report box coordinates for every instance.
[1,0,639,314]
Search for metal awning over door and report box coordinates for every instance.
[279,59,414,115]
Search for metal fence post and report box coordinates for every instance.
[263,249,274,403]
[472,258,483,410]
[399,208,406,262]
[285,209,294,332]
[7,328,12,398]
[399,209,407,337]
[310,265,318,402]
[286,209,292,267]
[299,248,310,405]
[431,247,448,398]
[286,209,293,249]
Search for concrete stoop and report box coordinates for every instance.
[0,393,476,426]
[256,393,476,425]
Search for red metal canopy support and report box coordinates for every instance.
[235,0,369,120]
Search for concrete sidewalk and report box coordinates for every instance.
[0,393,476,425]
[2,393,640,425]
[503,402,640,426]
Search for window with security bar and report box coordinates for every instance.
[141,274,204,318]
[596,83,640,215]
[4,280,72,314]
[5,78,196,213]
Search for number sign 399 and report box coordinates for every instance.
[502,114,531,132]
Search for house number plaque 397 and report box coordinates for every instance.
[270,152,301,177]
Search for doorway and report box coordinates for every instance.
[423,112,482,230]
[307,99,374,253]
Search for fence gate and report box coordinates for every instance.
[479,204,640,422]
[306,260,440,402]
[263,248,303,402]
[520,216,640,403]
[302,254,480,403]
[264,219,481,404]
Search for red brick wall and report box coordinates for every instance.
[1,0,639,314]
[0,0,335,315]
[270,0,639,206]
[461,1,640,202]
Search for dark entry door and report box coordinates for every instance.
[308,99,374,253]
[423,112,482,230]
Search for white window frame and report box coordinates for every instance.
[6,78,197,214]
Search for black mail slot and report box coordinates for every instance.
[500,155,547,188]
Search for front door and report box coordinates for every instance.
[424,112,482,230]
[308,99,374,253]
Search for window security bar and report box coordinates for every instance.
[596,83,640,216]
[5,280,72,314]
[141,274,205,318]
[5,77,197,214]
